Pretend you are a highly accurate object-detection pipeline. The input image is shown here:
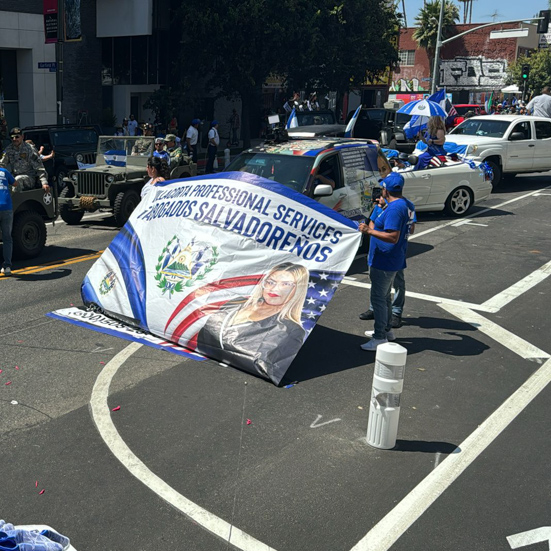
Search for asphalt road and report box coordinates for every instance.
[1,173,551,551]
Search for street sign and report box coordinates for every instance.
[38,62,57,72]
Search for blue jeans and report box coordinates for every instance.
[0,209,13,268]
[205,144,217,174]
[369,269,406,316]
[369,267,397,339]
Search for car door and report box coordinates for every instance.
[506,120,535,171]
[400,169,433,206]
[532,120,551,170]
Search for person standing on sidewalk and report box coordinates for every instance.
[358,172,414,351]
[0,166,16,276]
[186,119,200,163]
[229,109,240,146]
[205,120,220,174]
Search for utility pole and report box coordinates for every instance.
[55,0,65,125]
[430,0,446,95]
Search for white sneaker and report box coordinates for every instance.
[360,337,388,351]
[1,267,11,276]
[364,329,395,342]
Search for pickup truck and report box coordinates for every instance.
[447,115,551,188]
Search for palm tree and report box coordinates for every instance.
[413,0,459,77]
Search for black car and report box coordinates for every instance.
[286,110,346,138]
[345,108,416,153]
[22,125,99,187]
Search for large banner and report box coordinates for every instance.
[79,173,362,384]
[43,0,58,44]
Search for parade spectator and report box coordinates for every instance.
[229,109,240,146]
[127,114,138,136]
[185,119,200,163]
[168,114,178,136]
[114,126,124,136]
[153,137,170,165]
[358,172,415,351]
[526,86,551,118]
[205,120,220,174]
[0,128,49,192]
[164,134,183,167]
[122,118,130,136]
[0,165,16,276]
[141,156,169,200]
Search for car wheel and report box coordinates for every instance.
[59,186,85,225]
[12,210,47,260]
[444,187,473,217]
[486,160,502,190]
[113,189,140,227]
[55,168,68,193]
[388,138,397,150]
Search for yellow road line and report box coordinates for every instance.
[0,250,104,277]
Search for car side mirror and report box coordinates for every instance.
[313,183,334,197]
[509,132,525,141]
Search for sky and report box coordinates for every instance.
[403,0,549,27]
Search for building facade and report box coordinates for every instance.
[391,23,539,103]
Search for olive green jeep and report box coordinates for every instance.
[58,136,197,227]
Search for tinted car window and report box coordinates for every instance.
[511,121,531,140]
[295,112,336,126]
[51,129,98,146]
[226,153,315,192]
[535,121,551,139]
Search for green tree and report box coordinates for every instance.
[177,0,400,147]
[413,0,459,77]
[508,49,551,99]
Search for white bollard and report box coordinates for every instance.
[224,147,231,168]
[366,342,407,450]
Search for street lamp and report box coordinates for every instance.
[431,0,446,95]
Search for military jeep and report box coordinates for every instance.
[0,186,58,260]
[58,136,197,227]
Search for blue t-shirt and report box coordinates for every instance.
[368,197,416,271]
[153,149,171,165]
[0,168,16,212]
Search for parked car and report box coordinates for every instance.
[447,115,551,187]
[58,135,197,227]
[22,125,99,187]
[228,136,492,220]
[447,104,484,128]
[286,110,345,138]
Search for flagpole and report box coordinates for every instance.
[431,0,445,95]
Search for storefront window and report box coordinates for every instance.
[113,37,131,85]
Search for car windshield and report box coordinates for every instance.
[51,129,98,146]
[395,113,412,126]
[450,119,510,138]
[454,106,477,116]
[226,153,315,192]
[295,112,336,126]
[98,136,154,163]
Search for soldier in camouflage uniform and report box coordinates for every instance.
[131,123,155,156]
[164,134,183,167]
[0,128,50,192]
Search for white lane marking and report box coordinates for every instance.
[90,342,277,551]
[349,357,551,551]
[508,527,551,548]
[533,193,551,196]
[482,259,551,311]
[451,219,488,227]
[340,279,498,313]
[410,185,551,241]
[310,415,342,428]
[440,304,550,361]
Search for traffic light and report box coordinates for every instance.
[537,10,550,34]
[521,65,530,81]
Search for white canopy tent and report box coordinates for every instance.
[502,84,521,94]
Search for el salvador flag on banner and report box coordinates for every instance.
[285,109,299,129]
[404,89,447,140]
[104,150,127,167]
[344,106,361,138]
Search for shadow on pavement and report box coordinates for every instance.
[14,268,73,282]
[394,440,458,454]
[402,315,476,331]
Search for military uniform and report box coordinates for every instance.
[131,138,153,156]
[167,146,183,167]
[0,141,48,190]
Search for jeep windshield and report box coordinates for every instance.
[295,111,337,126]
[450,119,510,138]
[226,153,315,192]
[98,136,154,162]
[51,129,98,146]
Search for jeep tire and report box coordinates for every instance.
[59,186,85,225]
[113,189,140,227]
[12,210,47,260]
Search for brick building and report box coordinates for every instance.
[390,23,539,103]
